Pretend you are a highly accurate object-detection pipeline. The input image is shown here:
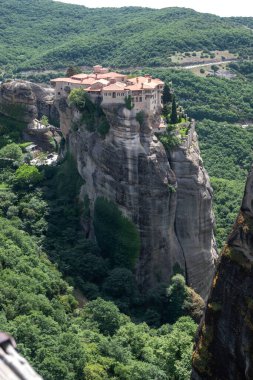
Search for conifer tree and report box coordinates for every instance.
[171,95,178,124]
[162,83,172,104]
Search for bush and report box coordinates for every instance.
[103,268,138,299]
[68,88,94,112]
[0,143,23,166]
[124,95,134,110]
[13,164,44,189]
[83,298,124,335]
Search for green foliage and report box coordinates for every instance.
[69,89,110,136]
[94,197,140,270]
[0,103,26,121]
[68,88,91,112]
[196,120,253,249]
[13,164,44,189]
[0,143,23,166]
[196,120,253,180]
[159,133,180,150]
[144,275,204,326]
[124,95,134,110]
[1,1,253,70]
[82,298,125,336]
[171,96,178,124]
[0,114,27,148]
[162,83,173,104]
[97,119,110,137]
[147,68,253,122]
[102,268,139,312]
[211,177,244,249]
[229,60,253,79]
[136,111,145,126]
[40,115,49,126]
[66,66,81,77]
[0,126,199,380]
[211,64,219,74]
[0,218,85,379]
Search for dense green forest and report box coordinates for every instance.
[1,0,253,72]
[0,113,202,379]
[1,1,253,378]
[146,68,253,122]
[196,121,253,248]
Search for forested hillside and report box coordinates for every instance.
[0,112,202,379]
[1,0,253,71]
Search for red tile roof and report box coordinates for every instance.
[71,74,88,80]
[125,84,143,91]
[51,78,82,84]
[102,82,126,91]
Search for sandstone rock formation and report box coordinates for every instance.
[192,165,253,380]
[57,98,217,298]
[0,80,59,124]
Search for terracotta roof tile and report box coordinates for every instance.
[71,74,88,80]
[102,82,126,91]
[51,78,81,84]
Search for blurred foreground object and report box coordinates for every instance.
[0,333,43,379]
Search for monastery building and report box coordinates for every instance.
[51,65,164,114]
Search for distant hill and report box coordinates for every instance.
[1,0,253,70]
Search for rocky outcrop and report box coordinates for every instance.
[192,166,253,380]
[0,80,59,124]
[169,128,217,298]
[57,98,217,298]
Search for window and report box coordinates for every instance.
[139,97,142,102]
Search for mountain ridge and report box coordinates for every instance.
[1,0,253,70]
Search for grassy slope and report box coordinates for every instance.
[1,0,253,70]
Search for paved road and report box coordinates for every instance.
[184,59,238,69]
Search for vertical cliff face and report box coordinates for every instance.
[57,98,217,298]
[66,104,185,291]
[192,166,253,380]
[169,128,217,298]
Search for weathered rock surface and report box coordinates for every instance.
[0,80,59,123]
[57,99,217,298]
[192,166,253,380]
[169,129,217,298]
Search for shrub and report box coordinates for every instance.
[124,95,134,110]
[0,143,23,166]
[103,268,138,299]
[83,298,123,335]
[13,164,44,189]
[68,88,93,112]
